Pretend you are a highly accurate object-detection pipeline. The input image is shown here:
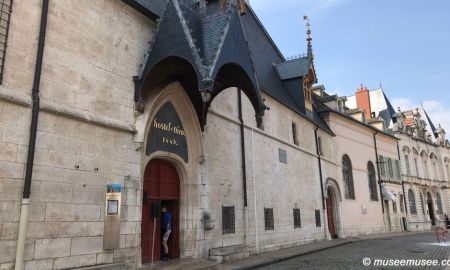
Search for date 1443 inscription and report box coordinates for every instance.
[146,102,188,162]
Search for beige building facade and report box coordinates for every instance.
[0,1,444,270]
[0,0,334,269]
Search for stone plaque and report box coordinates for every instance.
[146,102,188,162]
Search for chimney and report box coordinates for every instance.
[355,84,372,120]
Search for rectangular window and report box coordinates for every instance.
[278,148,287,164]
[0,0,12,84]
[315,210,321,227]
[379,156,385,177]
[292,122,299,146]
[264,208,274,231]
[388,158,394,179]
[393,202,397,213]
[293,208,301,228]
[222,206,235,234]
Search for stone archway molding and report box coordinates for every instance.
[135,81,205,265]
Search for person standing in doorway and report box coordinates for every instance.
[161,206,172,261]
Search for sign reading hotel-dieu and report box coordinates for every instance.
[146,102,188,162]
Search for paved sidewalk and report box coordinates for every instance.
[217,231,431,270]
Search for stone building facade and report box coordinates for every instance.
[0,0,335,269]
[313,86,404,238]
[347,87,450,232]
[0,0,443,270]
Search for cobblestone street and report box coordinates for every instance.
[257,233,450,270]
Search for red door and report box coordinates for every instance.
[326,189,337,238]
[141,159,180,263]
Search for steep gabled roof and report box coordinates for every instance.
[125,0,332,134]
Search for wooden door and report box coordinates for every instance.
[141,159,180,264]
[326,189,336,238]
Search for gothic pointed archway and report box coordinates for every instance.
[325,178,342,239]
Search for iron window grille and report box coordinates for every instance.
[264,208,274,231]
[315,209,321,227]
[0,0,12,84]
[293,208,301,228]
[222,206,235,234]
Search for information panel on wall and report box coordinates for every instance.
[146,102,188,162]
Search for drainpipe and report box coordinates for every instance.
[251,129,259,254]
[15,0,49,269]
[314,126,327,239]
[373,132,385,213]
[237,89,248,207]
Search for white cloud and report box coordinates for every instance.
[391,98,415,111]
[392,97,450,134]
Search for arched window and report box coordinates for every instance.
[405,155,411,176]
[342,155,355,199]
[379,156,385,177]
[414,158,419,178]
[436,193,443,214]
[408,189,417,214]
[367,162,378,201]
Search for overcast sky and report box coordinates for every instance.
[250,0,450,132]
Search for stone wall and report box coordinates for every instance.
[0,0,154,269]
[201,89,327,255]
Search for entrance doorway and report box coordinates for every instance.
[427,193,435,225]
[326,188,338,239]
[141,159,180,263]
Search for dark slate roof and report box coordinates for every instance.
[274,58,309,80]
[377,91,396,127]
[124,0,333,134]
[423,109,438,136]
[241,5,332,134]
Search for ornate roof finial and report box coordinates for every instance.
[303,15,313,63]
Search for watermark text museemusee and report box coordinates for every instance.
[362,258,450,267]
